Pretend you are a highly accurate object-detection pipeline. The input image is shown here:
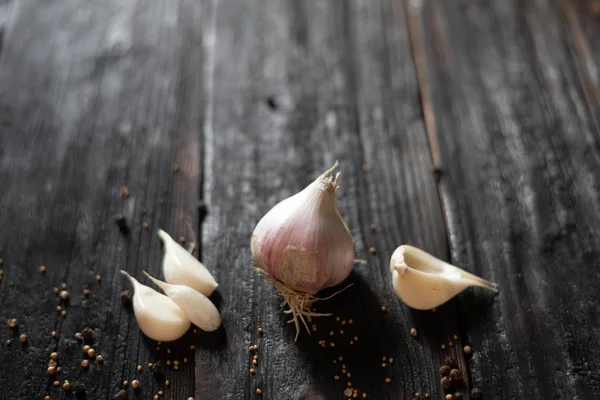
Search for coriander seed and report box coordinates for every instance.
[258,327,263,333]
[463,345,472,355]
[61,283,67,290]
[385,378,391,384]
[59,290,69,300]
[87,348,95,358]
[410,328,417,337]
[7,318,18,328]
[50,352,58,360]
[40,266,47,273]
[48,366,56,375]
[131,380,140,389]
[369,247,376,254]
[97,355,104,362]
[19,334,27,343]
[81,360,89,368]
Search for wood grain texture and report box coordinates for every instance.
[408,0,600,398]
[196,0,476,399]
[0,0,204,398]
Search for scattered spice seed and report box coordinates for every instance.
[440,365,451,376]
[52,331,57,337]
[369,224,376,231]
[453,335,458,340]
[330,342,335,347]
[174,360,180,366]
[87,348,96,358]
[348,319,353,324]
[449,341,453,347]
[95,274,101,282]
[59,290,69,300]
[174,365,179,371]
[61,310,67,317]
[258,327,263,333]
[344,389,353,397]
[143,222,149,230]
[97,355,104,362]
[385,378,391,384]
[449,369,462,381]
[250,368,255,374]
[50,352,58,360]
[56,306,62,312]
[354,336,358,341]
[123,381,128,386]
[256,388,262,395]
[131,380,140,389]
[165,380,170,386]
[45,397,50,400]
[81,360,89,368]
[425,394,430,399]
[48,366,56,375]
[166,361,171,366]
[5,339,12,345]
[415,393,420,398]
[347,382,352,387]
[441,344,446,350]
[83,289,90,296]
[336,317,341,321]
[53,381,60,387]
[188,398,194,400]
[147,363,153,368]
[40,266,47,273]
[350,340,354,345]
[470,388,482,399]
[340,329,344,335]
[334,375,340,380]
[445,395,453,400]
[369,247,376,255]
[382,356,387,361]
[154,396,159,400]
[389,358,394,363]
[115,389,128,400]
[347,373,351,378]
[19,334,27,343]
[362,394,367,399]
[463,345,472,355]
[61,283,67,290]
[56,367,62,372]
[252,359,257,365]
[440,376,453,392]
[410,328,417,337]
[137,365,143,371]
[53,287,59,294]
[382,363,387,367]
[81,327,93,343]
[190,345,196,350]
[8,318,18,328]
[381,306,387,311]
[121,186,129,197]
[62,381,71,391]
[48,360,57,368]
[184,357,188,363]
[83,345,91,353]
[178,236,186,244]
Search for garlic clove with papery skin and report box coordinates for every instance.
[390,245,498,310]
[158,229,218,296]
[251,161,355,339]
[143,271,221,332]
[120,270,191,341]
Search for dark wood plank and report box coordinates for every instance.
[0,0,204,398]
[198,0,469,399]
[408,0,600,398]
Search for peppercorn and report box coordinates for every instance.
[73,382,86,393]
[470,388,482,399]
[115,390,128,400]
[440,376,453,392]
[440,365,451,376]
[450,369,462,381]
[81,327,93,343]
[444,356,458,369]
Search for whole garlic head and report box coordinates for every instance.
[251,162,354,293]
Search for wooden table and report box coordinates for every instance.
[1,0,599,399]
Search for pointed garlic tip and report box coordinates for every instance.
[157,229,219,296]
[321,160,340,178]
[143,271,221,332]
[121,270,190,341]
[390,245,498,310]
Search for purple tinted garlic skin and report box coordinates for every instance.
[251,162,354,293]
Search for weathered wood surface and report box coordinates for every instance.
[0,0,598,399]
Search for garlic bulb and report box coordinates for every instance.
[251,162,354,338]
[158,229,218,296]
[389,245,498,310]
[121,271,191,341]
[144,272,221,332]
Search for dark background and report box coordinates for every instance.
[0,0,599,399]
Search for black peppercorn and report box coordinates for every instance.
[81,327,93,343]
[450,368,462,381]
[440,365,451,376]
[114,215,129,235]
[444,356,458,369]
[470,388,482,399]
[151,360,165,380]
[115,389,128,400]
[73,382,86,393]
[440,376,454,392]
[120,290,132,305]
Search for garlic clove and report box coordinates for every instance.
[143,271,221,332]
[158,229,218,296]
[390,245,498,310]
[120,271,191,341]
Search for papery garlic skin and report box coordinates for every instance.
[251,162,354,293]
[158,229,218,296]
[121,271,191,341]
[144,272,221,332]
[390,245,498,310]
